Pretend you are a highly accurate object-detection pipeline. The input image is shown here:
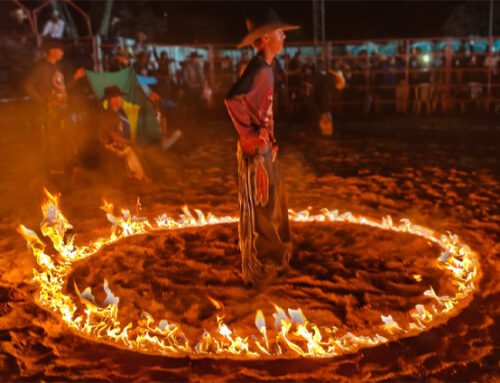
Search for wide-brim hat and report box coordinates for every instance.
[102,85,127,100]
[42,39,64,52]
[237,9,299,49]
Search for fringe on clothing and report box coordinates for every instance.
[237,144,292,284]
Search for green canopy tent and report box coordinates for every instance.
[85,67,162,144]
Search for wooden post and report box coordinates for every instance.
[94,34,102,72]
[208,45,215,87]
[487,35,493,112]
[443,38,452,113]
[365,41,370,112]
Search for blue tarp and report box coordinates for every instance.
[409,41,434,53]
[379,42,398,55]
[493,39,500,52]
[435,40,462,52]
[464,39,488,53]
[353,42,378,56]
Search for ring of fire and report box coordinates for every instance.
[18,189,480,359]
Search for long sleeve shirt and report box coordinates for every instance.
[42,19,65,39]
[24,60,68,109]
[224,53,275,155]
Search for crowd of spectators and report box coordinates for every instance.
[325,43,500,115]
[3,7,500,184]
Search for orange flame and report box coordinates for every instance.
[17,190,481,359]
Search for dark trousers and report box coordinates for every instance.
[237,144,292,284]
[42,107,73,173]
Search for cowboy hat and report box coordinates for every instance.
[237,9,299,49]
[102,85,127,100]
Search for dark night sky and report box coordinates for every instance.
[2,1,474,43]
[151,1,463,43]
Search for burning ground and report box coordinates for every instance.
[0,112,498,381]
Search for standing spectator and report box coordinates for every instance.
[430,52,445,112]
[379,55,397,113]
[183,52,204,120]
[288,51,304,72]
[409,47,421,84]
[331,59,350,116]
[153,49,174,97]
[24,40,85,175]
[288,51,304,116]
[106,17,120,47]
[272,56,285,115]
[368,53,382,113]
[103,16,120,57]
[154,50,172,80]
[42,10,65,40]
[220,55,235,90]
[134,51,155,76]
[109,49,131,72]
[10,9,31,36]
[304,56,316,73]
[133,32,148,57]
[351,51,368,113]
[237,50,251,76]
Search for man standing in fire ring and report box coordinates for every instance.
[225,9,298,286]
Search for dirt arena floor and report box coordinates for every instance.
[0,102,498,381]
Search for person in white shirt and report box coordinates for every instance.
[42,10,65,39]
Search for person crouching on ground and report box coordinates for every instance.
[224,9,298,285]
[100,86,149,183]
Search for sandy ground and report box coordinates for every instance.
[0,102,498,381]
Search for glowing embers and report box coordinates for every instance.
[18,189,480,358]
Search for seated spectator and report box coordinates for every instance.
[42,10,65,40]
[102,85,139,141]
[99,110,149,182]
